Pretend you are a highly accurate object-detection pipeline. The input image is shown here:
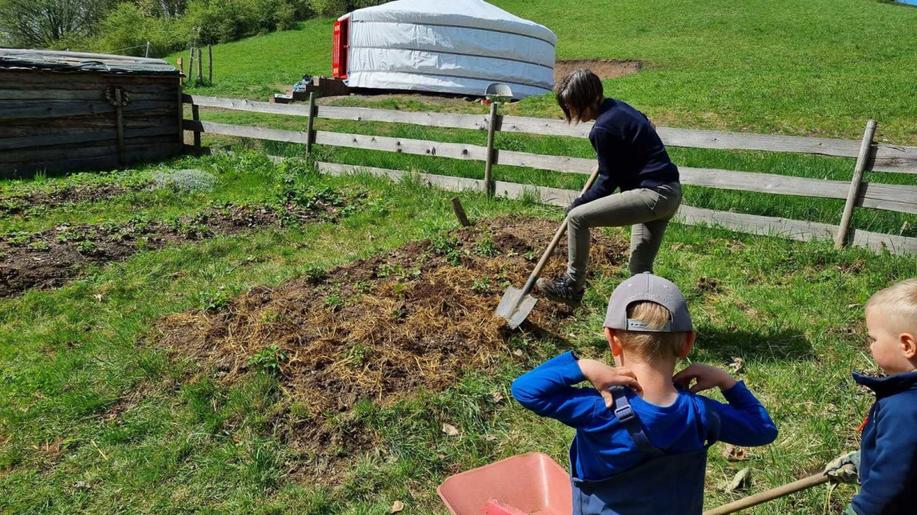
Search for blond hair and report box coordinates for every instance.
[866,278,917,333]
[617,301,686,360]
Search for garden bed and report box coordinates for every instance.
[157,216,628,480]
[0,192,351,297]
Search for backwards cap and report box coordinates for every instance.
[604,273,692,332]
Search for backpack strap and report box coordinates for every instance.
[610,387,663,456]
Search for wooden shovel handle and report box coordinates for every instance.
[703,473,830,515]
[518,167,601,297]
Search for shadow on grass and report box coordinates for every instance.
[693,327,814,363]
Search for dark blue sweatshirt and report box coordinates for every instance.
[572,99,680,209]
[850,371,917,515]
[511,352,778,480]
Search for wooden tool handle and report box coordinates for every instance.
[518,167,601,297]
[703,473,830,515]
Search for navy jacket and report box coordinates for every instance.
[851,371,917,515]
[511,352,778,481]
[572,99,679,209]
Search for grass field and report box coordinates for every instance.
[1,152,915,513]
[2,1,916,513]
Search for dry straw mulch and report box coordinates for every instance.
[158,216,628,477]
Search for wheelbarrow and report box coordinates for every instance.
[437,452,572,515]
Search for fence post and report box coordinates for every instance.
[834,119,877,249]
[306,91,317,156]
[187,47,194,85]
[191,101,201,155]
[483,101,501,197]
[197,47,204,85]
[145,41,150,58]
[208,45,213,84]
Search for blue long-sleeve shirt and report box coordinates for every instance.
[572,98,679,209]
[850,371,917,515]
[511,352,778,480]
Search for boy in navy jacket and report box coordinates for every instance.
[512,273,777,514]
[825,278,917,515]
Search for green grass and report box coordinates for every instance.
[4,1,916,511]
[172,0,917,144]
[1,152,915,513]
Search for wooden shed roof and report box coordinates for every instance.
[0,48,179,76]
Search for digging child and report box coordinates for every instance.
[823,278,917,515]
[537,69,682,306]
[512,273,778,514]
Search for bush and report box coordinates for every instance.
[308,0,348,17]
[95,2,183,56]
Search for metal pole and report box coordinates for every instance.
[834,119,877,248]
[145,41,150,57]
[483,101,500,197]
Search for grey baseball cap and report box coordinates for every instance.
[603,273,692,332]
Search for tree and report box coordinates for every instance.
[0,0,113,48]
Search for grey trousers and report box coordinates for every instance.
[567,183,682,284]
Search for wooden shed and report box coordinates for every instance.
[0,49,183,178]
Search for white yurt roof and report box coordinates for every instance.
[344,0,556,99]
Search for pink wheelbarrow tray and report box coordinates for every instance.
[437,452,573,515]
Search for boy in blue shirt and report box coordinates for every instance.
[512,273,777,514]
[824,278,917,515]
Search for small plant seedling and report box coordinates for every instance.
[471,277,491,293]
[475,233,499,257]
[247,345,287,375]
[324,292,344,310]
[431,235,463,265]
[27,240,50,251]
[197,287,233,311]
[302,265,327,284]
[76,240,98,254]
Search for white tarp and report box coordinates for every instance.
[344,0,556,99]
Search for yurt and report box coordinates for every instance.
[332,0,556,99]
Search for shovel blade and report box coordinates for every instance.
[496,286,538,329]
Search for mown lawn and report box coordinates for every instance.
[1,152,915,513]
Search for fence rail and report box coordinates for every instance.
[182,94,917,255]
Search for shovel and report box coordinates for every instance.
[496,166,601,329]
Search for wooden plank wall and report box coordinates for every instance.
[0,69,182,177]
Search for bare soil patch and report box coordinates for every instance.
[0,196,349,298]
[157,217,628,480]
[554,59,642,81]
[0,183,144,216]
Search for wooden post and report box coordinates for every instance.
[177,57,183,76]
[208,45,213,84]
[834,119,877,248]
[176,85,184,146]
[113,87,125,166]
[451,197,471,226]
[305,91,317,156]
[483,101,500,197]
[187,47,194,85]
[196,47,203,85]
[144,41,150,58]
[192,102,201,155]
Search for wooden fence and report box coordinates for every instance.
[181,94,917,255]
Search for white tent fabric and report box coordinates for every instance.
[343,0,556,99]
